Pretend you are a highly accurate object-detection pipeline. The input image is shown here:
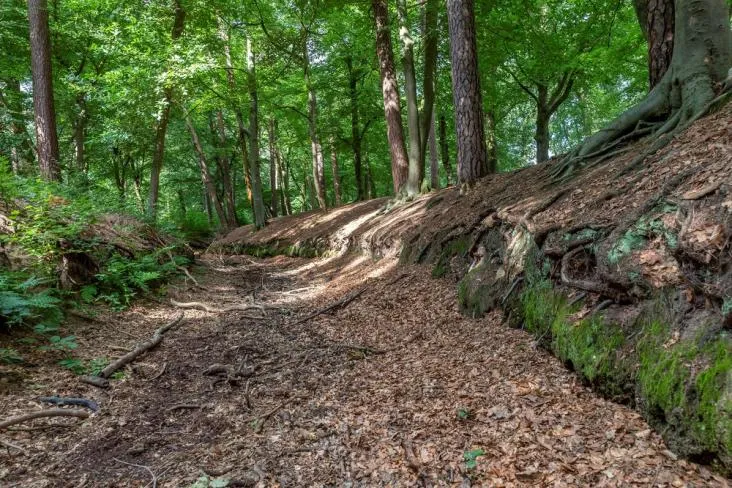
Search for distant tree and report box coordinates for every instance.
[27,0,59,181]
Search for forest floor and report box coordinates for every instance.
[1,249,729,487]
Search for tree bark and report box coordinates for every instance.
[535,87,550,163]
[213,111,238,228]
[446,0,488,186]
[147,0,185,218]
[280,149,292,215]
[345,56,365,201]
[634,0,675,89]
[397,0,422,197]
[372,0,409,194]
[438,114,452,185]
[419,0,439,183]
[246,36,267,229]
[267,117,278,217]
[429,110,439,190]
[329,136,342,206]
[27,0,60,181]
[186,115,227,227]
[303,39,327,210]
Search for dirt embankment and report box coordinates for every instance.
[214,105,732,474]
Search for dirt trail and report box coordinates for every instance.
[1,252,728,487]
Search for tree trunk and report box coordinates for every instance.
[267,117,279,217]
[246,36,267,229]
[330,136,342,206]
[419,0,439,183]
[147,0,185,218]
[438,114,453,185]
[213,111,238,228]
[280,150,292,215]
[27,0,60,181]
[556,0,731,179]
[186,115,227,227]
[634,0,675,89]
[303,40,327,211]
[397,0,422,197]
[372,0,409,194]
[535,88,550,163]
[72,92,87,172]
[446,0,488,186]
[429,110,439,190]
[345,56,365,201]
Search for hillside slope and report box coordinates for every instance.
[214,105,732,473]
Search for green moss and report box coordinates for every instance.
[695,339,732,452]
[431,237,470,279]
[553,315,625,383]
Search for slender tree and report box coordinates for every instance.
[419,0,439,175]
[438,114,452,184]
[428,111,439,190]
[329,136,342,206]
[268,117,279,217]
[27,0,60,181]
[447,0,489,186]
[246,35,267,229]
[186,115,227,227]
[372,0,409,194]
[396,0,421,197]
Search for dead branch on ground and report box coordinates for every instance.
[38,396,99,412]
[170,299,265,317]
[0,408,90,429]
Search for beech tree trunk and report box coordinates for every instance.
[280,150,292,215]
[246,36,267,229]
[27,0,60,181]
[330,136,342,206]
[397,0,422,197]
[186,115,227,227]
[372,0,409,194]
[303,36,327,210]
[438,114,453,184]
[147,0,185,218]
[419,0,439,183]
[446,0,488,186]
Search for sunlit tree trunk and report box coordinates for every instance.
[27,0,60,181]
[373,0,409,194]
[246,36,267,229]
[397,0,422,197]
[447,0,488,186]
[147,0,185,218]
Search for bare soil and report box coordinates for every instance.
[1,250,728,487]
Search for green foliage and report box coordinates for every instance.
[59,356,109,376]
[189,474,230,488]
[463,448,485,470]
[0,347,23,364]
[552,315,624,383]
[39,335,78,352]
[0,272,63,330]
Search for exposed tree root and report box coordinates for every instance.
[0,408,90,429]
[81,313,184,388]
[170,299,265,317]
[287,287,367,327]
[560,247,615,297]
[38,397,99,412]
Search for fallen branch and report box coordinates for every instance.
[113,457,157,488]
[170,299,265,317]
[0,408,90,429]
[0,439,27,454]
[288,288,367,327]
[38,396,99,412]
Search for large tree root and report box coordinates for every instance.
[287,287,367,327]
[80,313,184,388]
[0,408,90,429]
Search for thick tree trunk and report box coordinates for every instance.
[372,0,409,194]
[267,118,278,217]
[634,0,675,89]
[397,0,422,197]
[535,93,551,163]
[27,0,60,181]
[303,41,327,211]
[147,0,185,218]
[330,136,342,206]
[438,114,452,185]
[246,36,267,229]
[446,0,488,186]
[213,111,238,228]
[419,0,439,181]
[429,110,439,190]
[186,115,227,227]
[345,56,365,201]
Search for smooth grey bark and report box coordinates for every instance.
[246,36,267,229]
[280,149,292,215]
[147,0,185,218]
[397,0,422,197]
[372,0,409,194]
[446,0,488,185]
[27,0,60,181]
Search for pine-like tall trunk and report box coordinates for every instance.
[246,36,267,229]
[446,0,488,186]
[372,0,409,194]
[147,0,185,218]
[27,0,60,181]
[397,0,422,197]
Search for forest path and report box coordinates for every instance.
[1,252,727,487]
